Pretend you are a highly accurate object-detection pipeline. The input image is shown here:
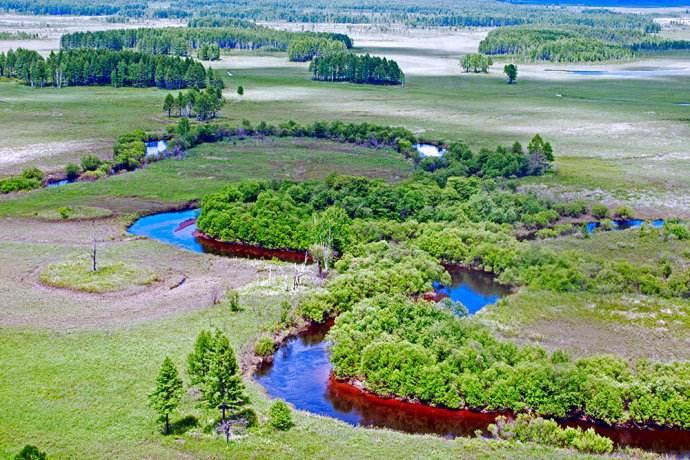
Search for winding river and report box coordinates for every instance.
[129,209,690,454]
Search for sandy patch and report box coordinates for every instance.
[0,13,183,55]
[207,55,305,70]
[0,139,108,169]
[223,86,333,102]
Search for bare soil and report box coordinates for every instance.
[0,217,316,330]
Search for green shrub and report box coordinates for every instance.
[614,206,635,219]
[0,176,40,194]
[80,154,103,171]
[225,289,240,312]
[269,400,293,431]
[572,428,614,454]
[591,204,609,219]
[65,162,81,180]
[14,445,47,460]
[21,167,44,182]
[58,207,72,220]
[254,337,275,357]
[491,415,613,455]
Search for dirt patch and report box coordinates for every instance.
[0,216,318,330]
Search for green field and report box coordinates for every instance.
[2,24,690,459]
[3,61,689,215]
[0,137,412,218]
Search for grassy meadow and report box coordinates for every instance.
[1,29,689,460]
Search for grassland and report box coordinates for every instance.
[0,137,412,218]
[1,19,689,459]
[482,229,690,362]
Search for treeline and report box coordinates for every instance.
[0,48,211,89]
[479,27,634,62]
[0,0,120,15]
[309,53,404,85]
[479,25,690,62]
[60,27,353,57]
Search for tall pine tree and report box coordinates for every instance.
[148,357,184,434]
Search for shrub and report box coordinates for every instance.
[65,162,81,180]
[58,207,72,219]
[14,445,47,460]
[237,85,244,96]
[591,204,609,219]
[21,167,44,182]
[614,206,635,219]
[0,176,40,193]
[254,337,275,357]
[269,400,293,431]
[227,289,241,312]
[572,428,614,454]
[80,154,103,171]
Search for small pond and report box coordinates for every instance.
[433,268,512,315]
[414,143,446,158]
[146,139,168,157]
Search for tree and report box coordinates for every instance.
[504,63,518,84]
[148,357,184,435]
[14,445,47,460]
[237,85,244,96]
[163,93,175,117]
[269,400,294,431]
[188,330,214,385]
[202,330,249,412]
[461,53,492,73]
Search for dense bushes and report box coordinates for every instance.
[1,48,210,89]
[327,294,690,429]
[0,167,44,194]
[489,415,613,454]
[309,53,404,85]
[113,130,147,171]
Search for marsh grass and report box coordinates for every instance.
[39,255,158,293]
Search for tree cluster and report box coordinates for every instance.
[479,27,636,62]
[309,53,404,85]
[164,87,224,121]
[0,48,210,89]
[287,37,347,62]
[461,53,493,73]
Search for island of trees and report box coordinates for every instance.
[309,53,404,85]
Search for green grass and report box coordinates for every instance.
[479,230,690,361]
[39,255,158,293]
[0,83,168,174]
[0,281,599,460]
[0,137,413,218]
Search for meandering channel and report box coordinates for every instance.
[129,209,690,454]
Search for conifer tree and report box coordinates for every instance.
[148,357,183,434]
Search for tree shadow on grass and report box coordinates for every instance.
[169,415,199,435]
